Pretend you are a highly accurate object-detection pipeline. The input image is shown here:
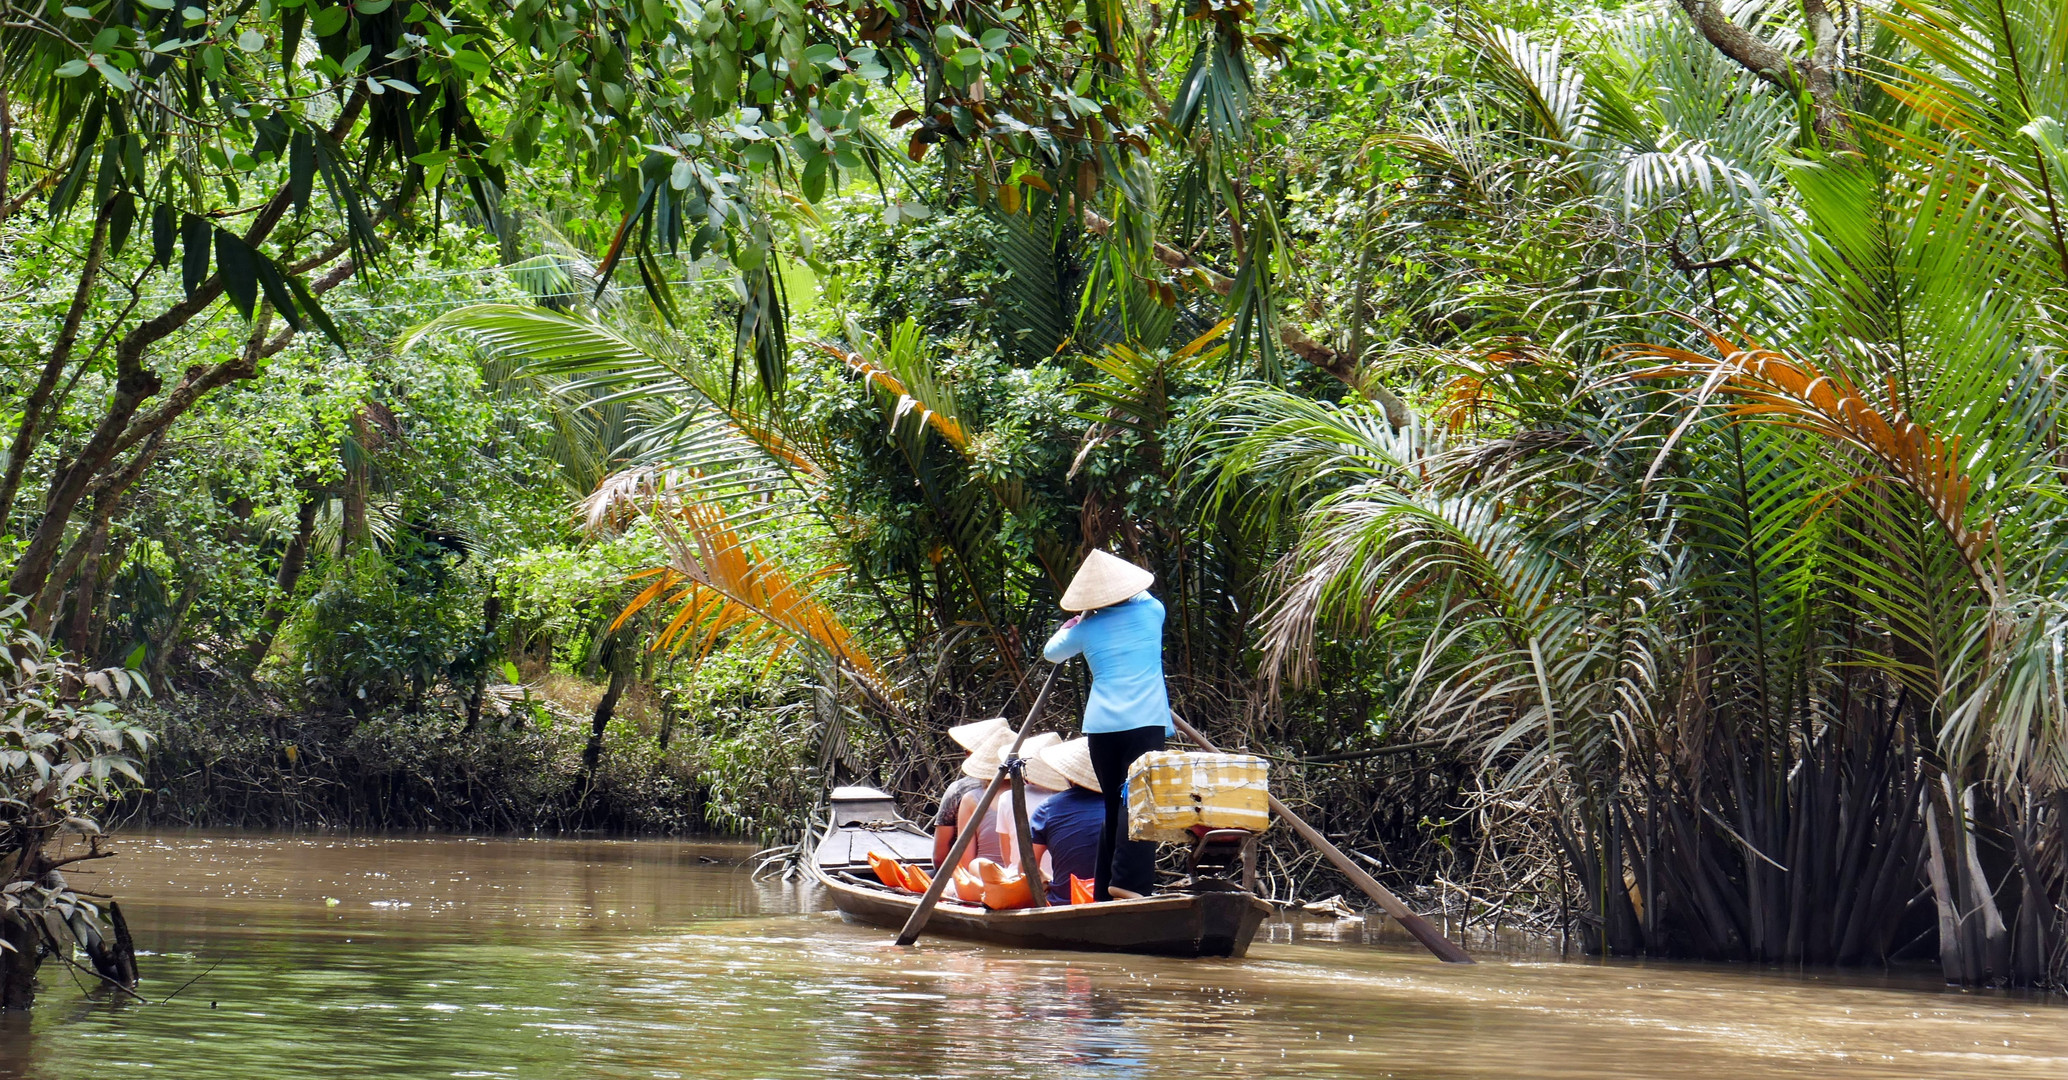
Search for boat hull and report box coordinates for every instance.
[814,869,1273,958]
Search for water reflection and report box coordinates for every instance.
[1,832,2062,1079]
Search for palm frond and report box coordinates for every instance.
[613,497,898,709]
[1872,0,2068,283]
[405,303,822,529]
[821,317,969,451]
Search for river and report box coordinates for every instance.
[0,833,2060,1078]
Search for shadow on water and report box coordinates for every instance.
[3,832,2063,1079]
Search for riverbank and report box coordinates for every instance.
[124,679,718,837]
[5,831,2062,1080]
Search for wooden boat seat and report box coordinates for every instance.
[1186,827,1259,891]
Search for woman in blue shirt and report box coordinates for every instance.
[1042,549,1172,900]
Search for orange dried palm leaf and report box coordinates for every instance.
[625,498,897,702]
[814,340,969,449]
[1626,336,2002,598]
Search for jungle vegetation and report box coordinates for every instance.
[2,0,2066,1005]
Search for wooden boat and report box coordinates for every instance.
[808,785,1274,958]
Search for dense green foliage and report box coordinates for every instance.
[4,0,2068,1006]
[0,599,151,1007]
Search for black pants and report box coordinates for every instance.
[1088,725,1166,901]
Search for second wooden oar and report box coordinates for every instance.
[1171,714,1474,964]
[895,665,1061,946]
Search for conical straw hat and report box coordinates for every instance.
[963,728,1017,779]
[1059,549,1155,612]
[965,730,1061,782]
[949,716,1010,752]
[1040,738,1101,793]
[1010,732,1065,790]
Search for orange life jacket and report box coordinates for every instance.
[982,874,1034,910]
[866,851,909,891]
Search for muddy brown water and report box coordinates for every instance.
[1,833,2062,1078]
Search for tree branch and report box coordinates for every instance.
[1674,0,1852,148]
[5,86,375,608]
[37,938,149,1003]
[0,84,14,224]
[106,254,353,462]
[0,211,109,537]
[41,847,116,871]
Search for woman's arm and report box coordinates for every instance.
[1042,614,1087,662]
[954,794,980,869]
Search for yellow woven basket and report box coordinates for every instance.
[1125,751,1271,843]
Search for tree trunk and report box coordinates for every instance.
[1927,786,2009,984]
[342,460,368,550]
[81,531,135,663]
[0,917,38,1010]
[0,85,14,221]
[582,634,633,775]
[148,574,204,685]
[247,491,323,667]
[56,513,112,655]
[30,430,168,635]
[1348,234,1373,367]
[465,587,502,731]
[2007,796,2050,985]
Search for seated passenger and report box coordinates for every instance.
[951,729,1015,869]
[1028,739,1107,904]
[933,717,1008,870]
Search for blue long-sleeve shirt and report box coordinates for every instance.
[1042,592,1172,736]
[1029,786,1104,903]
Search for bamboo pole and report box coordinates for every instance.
[1171,714,1474,964]
[896,666,1061,946]
[1009,768,1048,908]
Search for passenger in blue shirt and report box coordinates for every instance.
[1043,550,1169,900]
[1029,739,1113,904]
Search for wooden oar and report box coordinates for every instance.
[1008,766,1048,908]
[896,666,1061,946]
[1171,714,1474,964]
